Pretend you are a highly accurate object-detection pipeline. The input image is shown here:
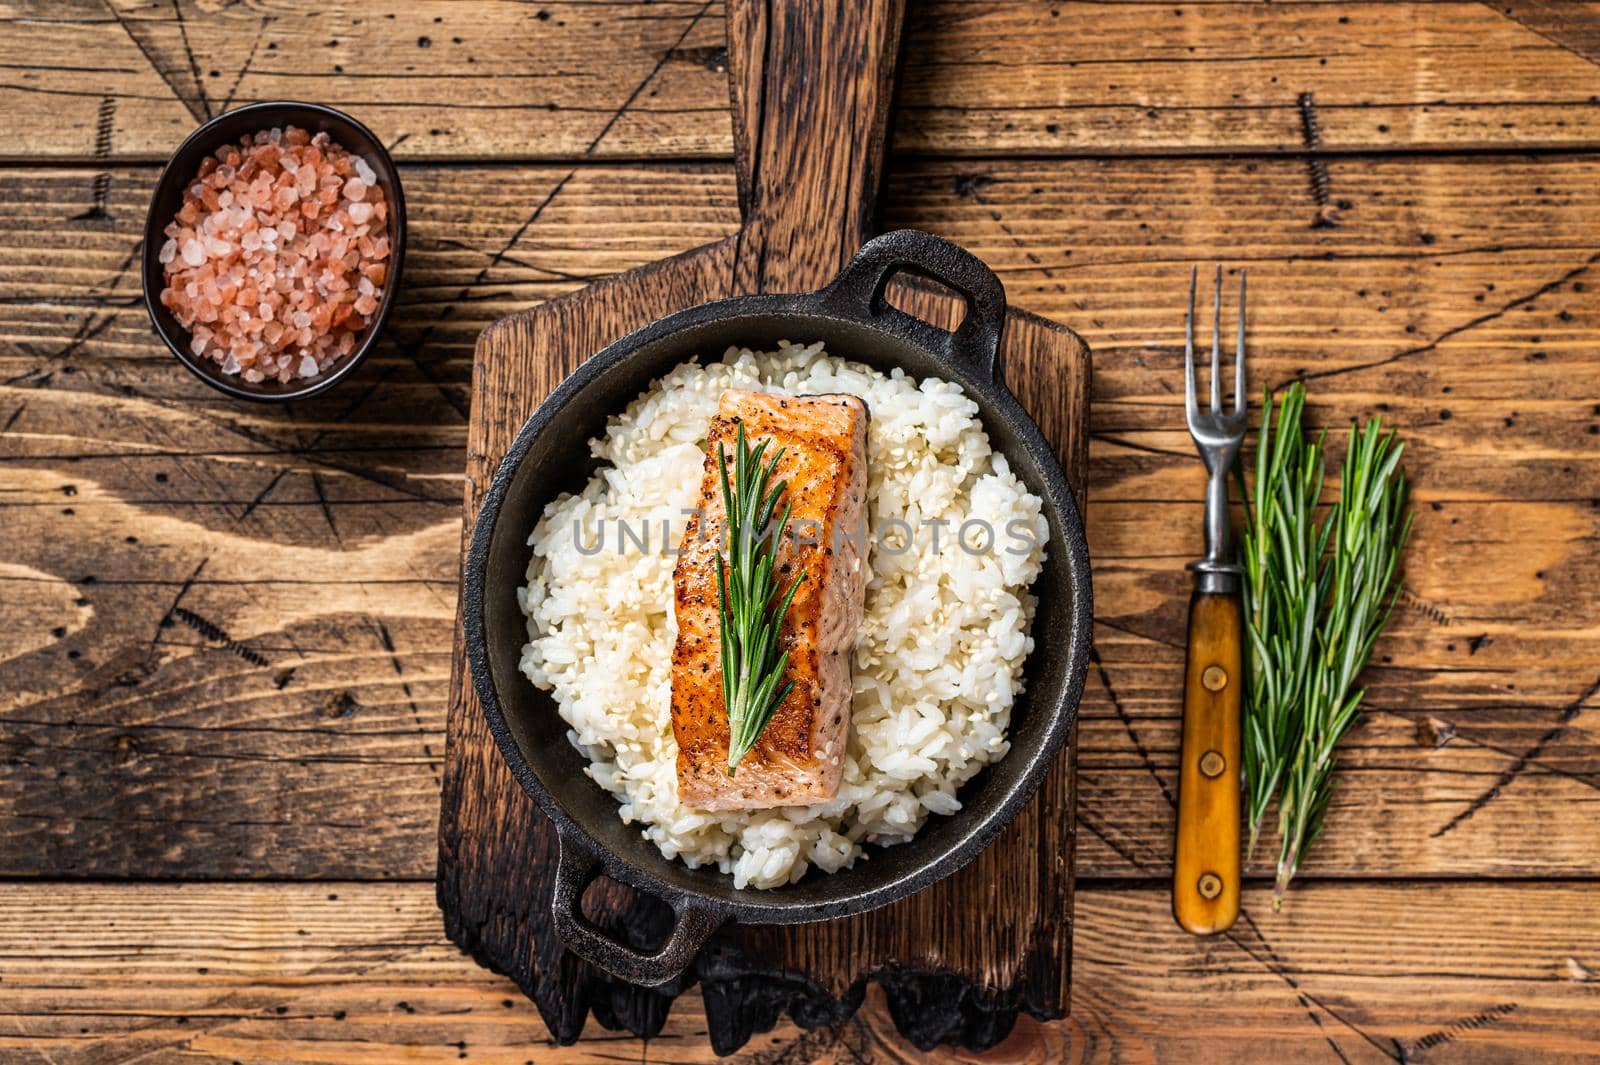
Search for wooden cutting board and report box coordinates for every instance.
[437,0,1090,1052]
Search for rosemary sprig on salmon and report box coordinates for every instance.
[716,421,805,774]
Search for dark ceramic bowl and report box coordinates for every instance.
[141,101,406,402]
[465,230,1094,987]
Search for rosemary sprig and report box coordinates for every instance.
[1239,384,1328,859]
[1240,383,1412,906]
[716,422,804,774]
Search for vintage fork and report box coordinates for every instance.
[1173,265,1246,936]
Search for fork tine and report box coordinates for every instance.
[1210,265,1222,412]
[1234,269,1247,416]
[1184,265,1197,425]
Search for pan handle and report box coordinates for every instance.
[820,229,1008,381]
[550,829,723,988]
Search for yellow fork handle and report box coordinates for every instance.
[1173,590,1243,935]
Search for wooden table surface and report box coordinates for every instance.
[3,2,1598,1061]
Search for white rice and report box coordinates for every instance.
[517,341,1047,889]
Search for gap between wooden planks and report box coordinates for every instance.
[4,2,1600,161]
[3,153,1596,883]
[0,879,1596,1063]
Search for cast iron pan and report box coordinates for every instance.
[464,229,1093,987]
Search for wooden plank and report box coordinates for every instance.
[2,879,1597,1062]
[4,154,1598,883]
[7,2,1600,162]
[0,0,733,163]
[0,162,735,363]
[897,1,1600,156]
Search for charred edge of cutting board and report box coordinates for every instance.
[439,880,1060,1052]
[699,937,1063,1054]
[438,866,687,1043]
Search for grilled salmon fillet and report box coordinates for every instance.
[670,389,869,810]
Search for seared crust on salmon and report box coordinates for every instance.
[670,389,869,810]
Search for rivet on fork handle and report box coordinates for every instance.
[1174,265,1247,936]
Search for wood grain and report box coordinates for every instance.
[7,2,1600,162]
[3,1,1600,1057]
[3,879,1598,1063]
[4,152,1598,885]
[896,1,1600,156]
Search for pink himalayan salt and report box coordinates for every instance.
[159,124,391,385]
